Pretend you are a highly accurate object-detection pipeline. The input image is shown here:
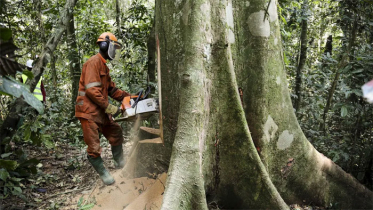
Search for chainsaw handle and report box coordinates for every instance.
[143,86,151,99]
[132,89,143,108]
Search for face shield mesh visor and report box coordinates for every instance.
[108,41,122,60]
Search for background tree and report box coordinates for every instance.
[66,5,81,116]
[293,0,308,113]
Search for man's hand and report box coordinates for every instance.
[105,104,121,117]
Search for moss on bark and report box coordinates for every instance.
[233,0,373,208]
[157,0,288,209]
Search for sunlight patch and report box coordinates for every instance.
[247,11,270,37]
[263,115,278,143]
[277,130,294,150]
[268,0,278,22]
[276,76,281,84]
[226,0,235,43]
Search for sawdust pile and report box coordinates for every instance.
[65,117,166,210]
[65,170,166,210]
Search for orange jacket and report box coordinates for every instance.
[75,53,130,124]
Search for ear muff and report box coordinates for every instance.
[99,35,111,52]
[99,41,108,52]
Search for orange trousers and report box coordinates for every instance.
[79,118,124,158]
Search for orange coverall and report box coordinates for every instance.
[75,53,130,157]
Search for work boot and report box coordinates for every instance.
[87,155,115,185]
[111,145,125,169]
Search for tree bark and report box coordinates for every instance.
[294,0,308,113]
[66,5,81,116]
[234,0,373,208]
[0,0,78,145]
[157,0,288,209]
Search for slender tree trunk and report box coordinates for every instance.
[50,54,57,90]
[49,53,58,103]
[294,0,308,113]
[234,0,373,208]
[147,23,156,84]
[322,19,357,130]
[66,6,80,116]
[35,0,45,52]
[0,0,78,144]
[115,0,121,35]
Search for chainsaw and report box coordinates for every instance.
[115,86,159,122]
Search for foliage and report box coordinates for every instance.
[112,0,154,93]
[0,0,154,206]
[0,149,40,200]
[0,76,44,114]
[280,0,373,189]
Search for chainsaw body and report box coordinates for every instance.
[115,87,158,122]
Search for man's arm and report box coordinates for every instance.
[84,63,109,109]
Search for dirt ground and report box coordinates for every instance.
[1,136,165,210]
[63,171,166,210]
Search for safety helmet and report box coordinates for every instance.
[97,32,122,49]
[97,32,122,60]
[26,60,33,68]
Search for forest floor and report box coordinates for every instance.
[1,136,165,210]
[2,134,326,210]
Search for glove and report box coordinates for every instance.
[105,104,121,117]
[123,107,136,118]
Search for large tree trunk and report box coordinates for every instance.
[293,0,308,113]
[234,0,373,209]
[0,0,78,146]
[157,0,287,209]
[66,6,81,116]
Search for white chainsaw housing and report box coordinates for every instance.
[130,98,158,114]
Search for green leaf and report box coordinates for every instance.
[1,153,12,158]
[0,159,18,171]
[0,77,44,114]
[77,197,84,206]
[0,168,10,181]
[10,177,22,182]
[12,186,22,195]
[79,203,95,210]
[24,127,31,141]
[22,70,34,80]
[18,158,39,168]
[341,106,348,117]
[351,69,364,74]
[0,28,12,41]
[43,139,55,149]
